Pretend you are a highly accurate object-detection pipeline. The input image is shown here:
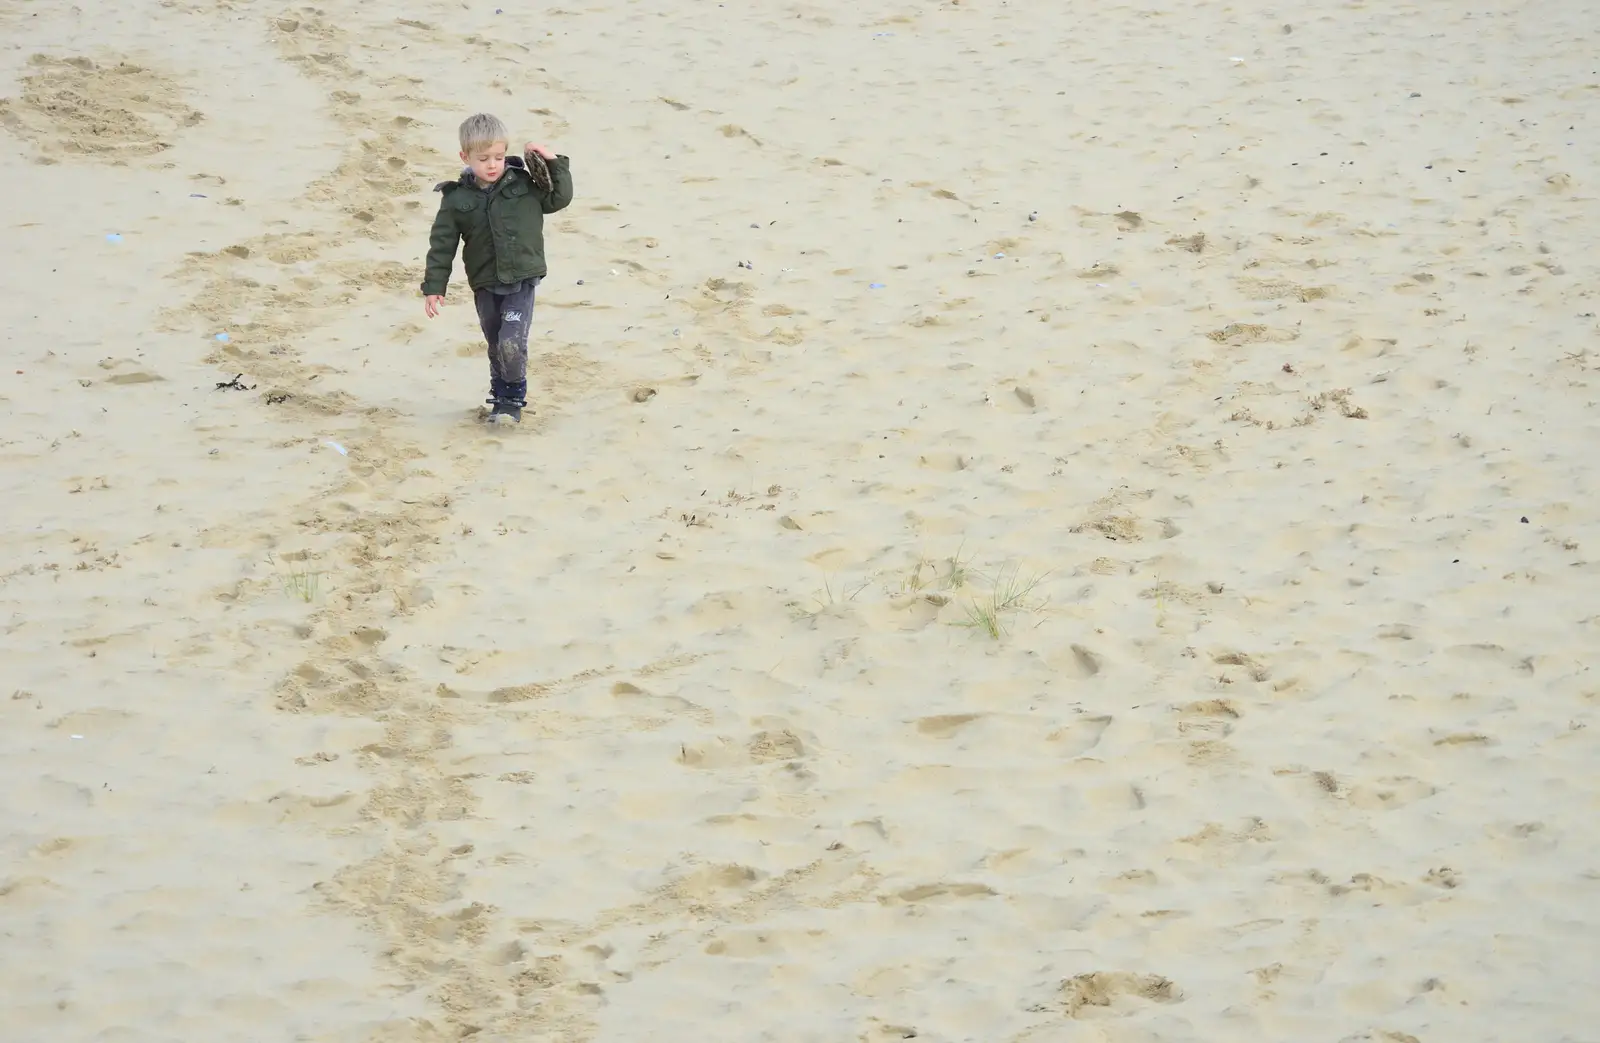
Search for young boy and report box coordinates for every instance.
[420,113,574,423]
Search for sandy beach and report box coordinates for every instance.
[3,0,1598,1040]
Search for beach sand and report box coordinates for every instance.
[2,1,1597,1040]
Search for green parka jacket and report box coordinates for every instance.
[420,152,574,296]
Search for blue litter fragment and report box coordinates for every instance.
[215,332,230,343]
[189,193,207,198]
[105,233,123,244]
[869,282,886,289]
[323,440,348,456]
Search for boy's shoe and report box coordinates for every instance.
[487,397,523,424]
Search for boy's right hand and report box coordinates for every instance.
[424,294,445,318]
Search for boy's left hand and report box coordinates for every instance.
[525,142,557,160]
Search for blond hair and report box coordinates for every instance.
[459,112,508,153]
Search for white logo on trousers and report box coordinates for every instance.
[504,311,524,323]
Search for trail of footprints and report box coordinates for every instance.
[159,5,624,1037]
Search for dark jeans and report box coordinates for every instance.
[473,278,539,403]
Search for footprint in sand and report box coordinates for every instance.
[1060,971,1182,1018]
[1046,714,1112,756]
[671,863,762,902]
[914,713,985,739]
[216,790,362,827]
[747,728,806,762]
[676,737,748,769]
[887,881,998,905]
[857,1020,923,1042]
[46,707,138,737]
[1177,698,1240,738]
[1346,775,1438,810]
[1086,784,1147,812]
[1046,643,1103,679]
[917,450,967,471]
[611,681,714,724]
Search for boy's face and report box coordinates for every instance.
[461,141,508,184]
